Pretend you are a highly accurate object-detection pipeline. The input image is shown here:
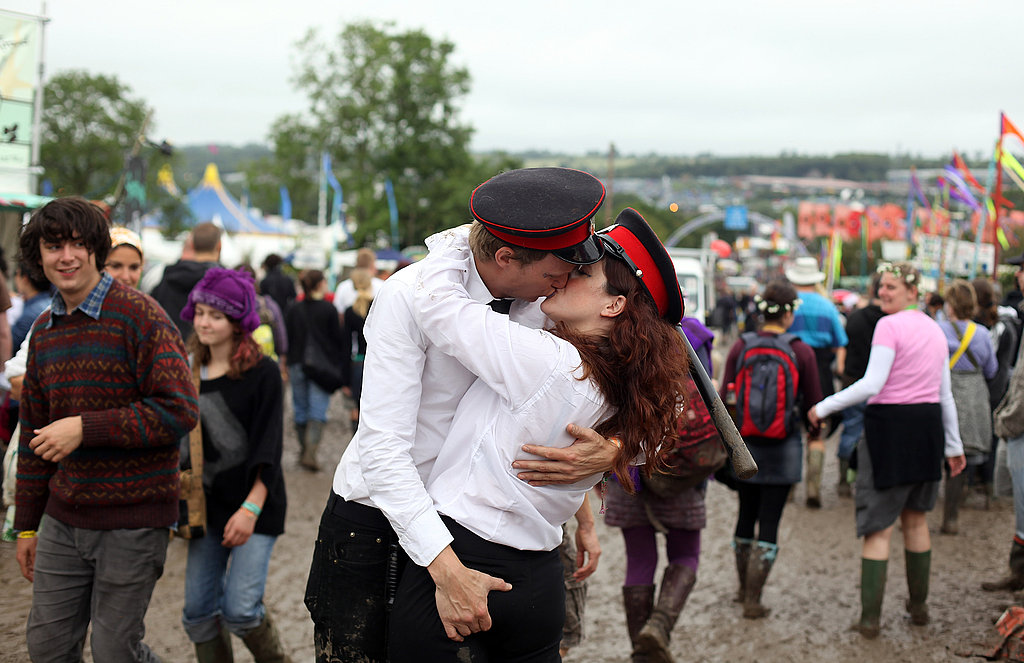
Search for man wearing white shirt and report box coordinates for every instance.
[305,168,620,663]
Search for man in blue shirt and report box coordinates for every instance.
[12,259,51,352]
[785,256,848,508]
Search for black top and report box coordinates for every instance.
[1001,288,1023,314]
[284,298,346,372]
[842,304,886,386]
[260,268,297,315]
[197,356,286,535]
[341,305,369,385]
[152,259,219,339]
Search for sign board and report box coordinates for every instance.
[880,240,909,262]
[292,246,327,270]
[723,205,748,231]
[0,11,41,193]
[915,236,994,276]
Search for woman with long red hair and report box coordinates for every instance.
[179,268,291,662]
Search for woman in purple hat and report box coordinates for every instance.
[179,267,291,663]
[387,208,692,663]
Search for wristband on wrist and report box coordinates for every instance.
[241,501,262,518]
[17,530,37,539]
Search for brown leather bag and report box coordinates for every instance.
[177,365,206,539]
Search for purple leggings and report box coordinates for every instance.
[621,526,701,586]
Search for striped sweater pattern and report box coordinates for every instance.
[15,281,199,531]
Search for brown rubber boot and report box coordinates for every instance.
[242,611,293,663]
[837,457,852,498]
[623,585,655,662]
[805,447,824,508]
[743,542,778,619]
[732,537,753,602]
[194,622,234,663]
[294,422,307,464]
[300,420,322,472]
[941,472,966,534]
[636,565,697,663]
[983,540,1024,591]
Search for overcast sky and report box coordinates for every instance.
[5,0,1023,158]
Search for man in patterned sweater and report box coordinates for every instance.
[14,197,199,662]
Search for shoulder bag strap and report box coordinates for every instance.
[949,321,977,369]
[189,362,203,481]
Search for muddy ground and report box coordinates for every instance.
[0,388,1017,662]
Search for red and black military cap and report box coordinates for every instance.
[469,167,606,265]
[597,207,684,324]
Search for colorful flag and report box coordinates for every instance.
[384,179,399,249]
[1001,149,1024,189]
[943,165,981,211]
[156,164,179,196]
[910,169,930,209]
[279,185,291,220]
[1004,113,1024,147]
[952,151,985,193]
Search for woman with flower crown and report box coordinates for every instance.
[719,279,823,620]
[810,261,966,639]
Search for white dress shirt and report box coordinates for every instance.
[332,226,547,566]
[415,247,609,551]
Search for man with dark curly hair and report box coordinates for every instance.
[14,197,199,662]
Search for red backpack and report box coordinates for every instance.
[734,332,800,440]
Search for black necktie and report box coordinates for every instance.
[488,299,513,315]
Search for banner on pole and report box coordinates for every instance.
[0,10,41,193]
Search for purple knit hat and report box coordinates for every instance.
[181,267,261,333]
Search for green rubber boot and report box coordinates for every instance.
[905,549,930,626]
[194,622,234,663]
[856,558,887,639]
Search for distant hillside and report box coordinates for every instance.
[174,143,273,190]
[175,145,965,191]
[482,151,958,182]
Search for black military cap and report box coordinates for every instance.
[469,167,605,264]
[597,208,685,324]
[1006,252,1024,266]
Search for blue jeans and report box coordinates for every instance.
[27,516,167,663]
[182,530,277,642]
[1007,434,1024,541]
[838,401,867,460]
[290,364,331,424]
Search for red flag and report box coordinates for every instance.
[1004,113,1024,147]
[952,151,985,193]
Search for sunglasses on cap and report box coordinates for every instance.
[596,230,643,279]
[551,230,605,265]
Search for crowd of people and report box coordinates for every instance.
[0,171,1023,662]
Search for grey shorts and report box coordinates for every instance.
[855,438,939,538]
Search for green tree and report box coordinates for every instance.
[255,21,482,246]
[243,113,320,223]
[39,70,151,198]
